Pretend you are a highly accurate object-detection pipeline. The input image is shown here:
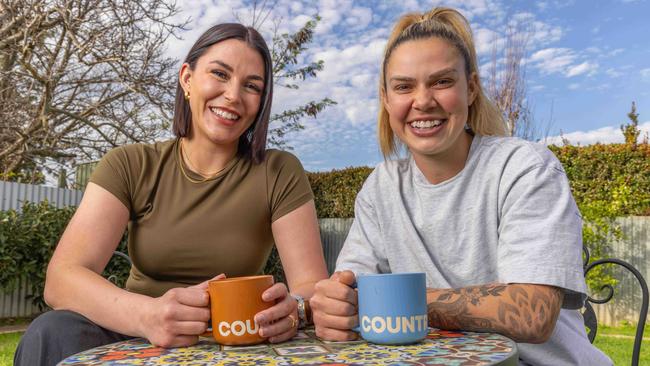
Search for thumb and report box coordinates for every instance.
[331,270,356,287]
[190,273,226,290]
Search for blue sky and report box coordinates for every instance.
[166,0,650,171]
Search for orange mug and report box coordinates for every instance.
[204,275,274,345]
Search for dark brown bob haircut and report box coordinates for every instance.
[172,23,273,164]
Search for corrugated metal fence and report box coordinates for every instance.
[1,181,648,327]
[0,180,83,211]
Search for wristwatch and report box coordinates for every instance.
[292,294,307,328]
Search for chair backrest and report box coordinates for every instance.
[582,246,648,366]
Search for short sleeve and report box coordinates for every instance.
[335,172,391,275]
[88,146,135,213]
[497,163,587,309]
[266,151,314,222]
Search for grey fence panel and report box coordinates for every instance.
[0,181,83,211]
[0,277,40,318]
[593,216,650,326]
[319,218,354,275]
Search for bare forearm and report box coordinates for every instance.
[426,283,562,343]
[45,263,152,337]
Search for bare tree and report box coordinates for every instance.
[0,0,186,181]
[486,24,533,139]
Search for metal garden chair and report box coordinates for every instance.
[582,246,648,366]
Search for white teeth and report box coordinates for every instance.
[210,107,239,120]
[410,120,444,128]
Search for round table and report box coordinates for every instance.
[58,328,518,366]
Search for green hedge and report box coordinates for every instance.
[307,143,650,219]
[1,142,647,311]
[307,166,373,218]
[549,143,650,216]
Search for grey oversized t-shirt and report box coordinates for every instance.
[336,135,611,366]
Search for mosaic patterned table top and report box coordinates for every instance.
[58,328,518,366]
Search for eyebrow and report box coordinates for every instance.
[210,60,265,82]
[389,67,458,83]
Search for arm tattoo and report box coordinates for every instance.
[427,284,563,343]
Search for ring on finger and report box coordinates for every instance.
[287,314,298,329]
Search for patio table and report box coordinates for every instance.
[57,327,518,365]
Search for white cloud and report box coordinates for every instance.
[641,68,650,81]
[610,48,624,56]
[529,48,599,78]
[566,61,598,77]
[530,48,576,74]
[474,27,500,56]
[606,68,623,78]
[568,83,580,90]
[545,122,650,146]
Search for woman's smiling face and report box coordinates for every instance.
[383,37,477,162]
[180,38,265,149]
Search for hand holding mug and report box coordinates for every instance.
[140,273,226,348]
[310,270,359,341]
[253,282,299,343]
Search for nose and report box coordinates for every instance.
[412,86,436,111]
[223,80,241,105]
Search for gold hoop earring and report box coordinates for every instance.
[184,91,190,100]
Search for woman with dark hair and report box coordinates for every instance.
[15,23,328,366]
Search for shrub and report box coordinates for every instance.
[308,166,373,218]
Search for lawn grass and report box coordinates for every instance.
[594,323,650,365]
[0,325,648,366]
[0,332,22,366]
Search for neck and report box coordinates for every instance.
[413,132,473,185]
[181,135,238,177]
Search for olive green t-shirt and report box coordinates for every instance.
[89,139,313,297]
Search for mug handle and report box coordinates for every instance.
[350,281,361,333]
[201,289,212,337]
[200,324,213,337]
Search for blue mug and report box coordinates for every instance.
[356,272,428,345]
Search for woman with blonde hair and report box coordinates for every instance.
[311,7,611,365]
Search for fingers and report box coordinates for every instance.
[313,278,357,305]
[260,313,298,340]
[166,287,210,307]
[312,311,358,330]
[190,273,226,290]
[255,285,295,325]
[169,320,209,336]
[261,282,287,302]
[159,302,211,323]
[315,326,359,342]
[268,315,299,343]
[311,293,357,317]
[311,275,360,342]
[332,270,356,287]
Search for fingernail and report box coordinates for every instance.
[259,328,265,337]
[256,315,265,324]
